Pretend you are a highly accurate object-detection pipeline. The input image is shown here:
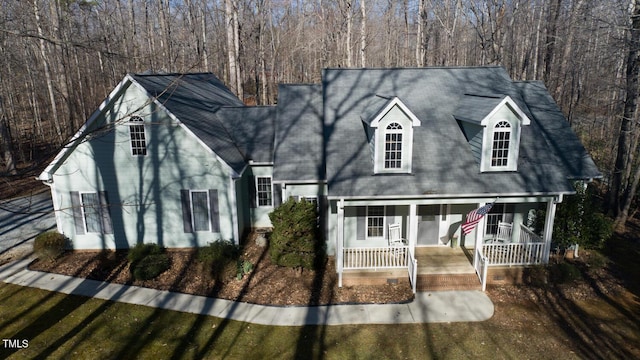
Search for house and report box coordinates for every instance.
[38,67,601,291]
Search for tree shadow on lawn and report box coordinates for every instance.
[0,251,131,359]
[526,261,640,359]
[169,242,271,360]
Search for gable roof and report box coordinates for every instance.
[39,72,263,181]
[366,96,422,127]
[130,73,250,174]
[322,66,600,198]
[273,84,325,182]
[454,94,531,126]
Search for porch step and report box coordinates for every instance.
[341,270,410,287]
[416,273,482,292]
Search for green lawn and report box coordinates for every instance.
[2,231,640,359]
[0,278,638,359]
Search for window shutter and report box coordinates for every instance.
[209,189,220,233]
[98,191,113,234]
[70,191,85,235]
[180,190,193,233]
[249,176,256,208]
[356,206,366,240]
[385,205,395,238]
[273,183,282,207]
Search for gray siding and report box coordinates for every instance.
[51,82,237,249]
[460,122,483,165]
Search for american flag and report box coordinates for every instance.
[461,202,494,235]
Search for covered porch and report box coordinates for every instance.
[341,246,479,291]
[333,196,559,292]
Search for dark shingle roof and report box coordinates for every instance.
[131,73,249,174]
[322,66,600,198]
[515,81,602,180]
[216,106,275,164]
[273,84,325,181]
[454,94,505,124]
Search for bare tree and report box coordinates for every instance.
[360,0,366,67]
[611,0,640,229]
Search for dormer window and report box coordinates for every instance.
[366,97,421,174]
[454,95,530,173]
[491,121,511,167]
[384,123,403,169]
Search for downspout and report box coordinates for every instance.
[39,176,63,234]
[337,198,345,288]
[230,175,240,245]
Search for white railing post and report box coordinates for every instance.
[482,256,489,291]
[337,199,345,287]
[543,198,558,264]
[407,246,418,293]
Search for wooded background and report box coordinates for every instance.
[1,0,639,228]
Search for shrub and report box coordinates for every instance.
[197,240,240,280]
[132,254,170,281]
[584,251,609,272]
[524,265,549,287]
[539,182,613,250]
[127,243,169,281]
[550,262,582,284]
[268,198,325,270]
[33,231,68,261]
[236,260,254,280]
[127,243,164,265]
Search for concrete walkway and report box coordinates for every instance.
[0,259,494,326]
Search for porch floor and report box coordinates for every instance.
[341,246,478,289]
[341,246,475,276]
[415,246,475,275]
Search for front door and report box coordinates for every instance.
[417,205,440,246]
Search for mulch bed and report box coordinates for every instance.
[29,236,414,306]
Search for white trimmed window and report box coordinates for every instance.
[299,196,318,207]
[491,121,511,167]
[384,123,403,169]
[71,191,112,235]
[485,203,514,235]
[128,116,147,156]
[80,192,102,233]
[180,189,220,233]
[367,206,385,238]
[190,190,211,232]
[256,177,273,207]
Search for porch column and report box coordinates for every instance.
[408,204,417,250]
[473,203,484,269]
[337,198,345,287]
[542,197,558,264]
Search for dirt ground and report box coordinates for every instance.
[29,236,415,306]
[28,240,627,307]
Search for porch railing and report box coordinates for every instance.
[474,247,489,291]
[484,225,546,266]
[408,246,418,293]
[519,224,543,243]
[343,246,410,270]
[342,246,417,293]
